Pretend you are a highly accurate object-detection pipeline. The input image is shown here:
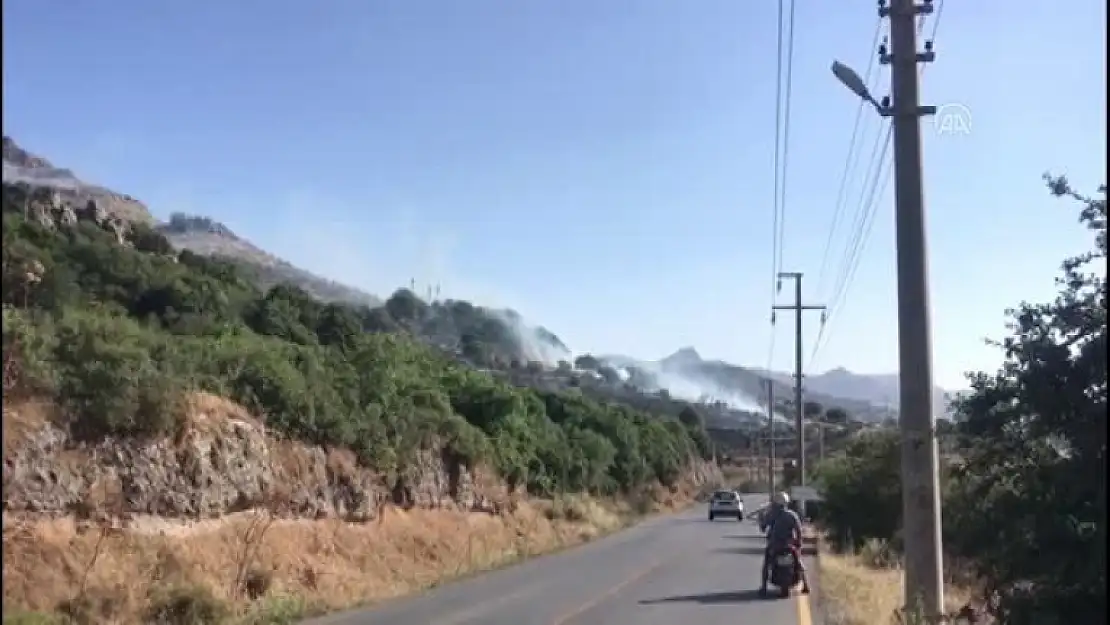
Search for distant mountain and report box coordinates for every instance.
[758,366,955,417]
[596,347,898,424]
[659,346,703,370]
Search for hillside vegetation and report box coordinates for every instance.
[1,180,715,503]
[158,214,383,308]
[4,137,905,441]
[814,176,1106,624]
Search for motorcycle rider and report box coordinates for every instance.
[759,491,810,596]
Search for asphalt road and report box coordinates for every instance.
[300,494,820,625]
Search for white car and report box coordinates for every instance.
[707,490,745,521]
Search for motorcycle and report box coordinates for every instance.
[768,546,800,598]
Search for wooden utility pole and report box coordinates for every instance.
[772,271,825,486]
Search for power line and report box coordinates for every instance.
[815,19,885,300]
[832,126,892,313]
[825,119,891,318]
[769,0,786,294]
[765,0,787,373]
[808,129,892,373]
[776,0,798,277]
[825,135,893,335]
[810,120,893,371]
[806,0,947,372]
[765,0,797,375]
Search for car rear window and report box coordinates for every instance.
[713,491,736,501]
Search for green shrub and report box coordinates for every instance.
[51,311,183,440]
[812,177,1107,623]
[0,185,711,498]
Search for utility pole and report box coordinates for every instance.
[877,0,945,618]
[818,422,826,465]
[773,271,825,486]
[766,378,776,496]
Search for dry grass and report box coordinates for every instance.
[818,540,983,625]
[1,393,706,624]
[1,398,53,456]
[2,492,660,625]
[719,460,771,492]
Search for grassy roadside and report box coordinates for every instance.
[816,539,983,625]
[3,486,709,625]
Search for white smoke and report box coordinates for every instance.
[599,356,795,426]
[461,307,794,426]
[488,309,574,366]
[3,162,85,191]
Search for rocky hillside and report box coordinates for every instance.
[3,393,495,521]
[2,182,725,623]
[2,136,153,225]
[1,137,575,362]
[158,213,382,307]
[3,388,721,623]
[2,136,381,308]
[2,183,720,511]
[1,136,889,433]
[0,173,740,443]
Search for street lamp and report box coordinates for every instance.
[829,7,945,618]
[830,60,884,114]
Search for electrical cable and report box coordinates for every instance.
[806,0,946,373]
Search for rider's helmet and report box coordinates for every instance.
[772,491,790,508]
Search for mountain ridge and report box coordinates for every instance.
[3,135,906,423]
[751,363,955,416]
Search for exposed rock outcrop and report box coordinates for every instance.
[1,394,512,525]
[4,181,133,245]
[3,394,720,527]
[2,136,153,225]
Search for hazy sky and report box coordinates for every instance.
[3,0,1105,389]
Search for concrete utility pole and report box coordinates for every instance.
[766,378,776,496]
[816,421,826,465]
[830,0,944,617]
[882,0,945,618]
[772,271,825,486]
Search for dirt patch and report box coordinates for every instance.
[177,393,263,437]
[817,542,985,625]
[2,493,662,624]
[2,399,53,457]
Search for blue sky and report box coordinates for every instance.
[3,0,1105,389]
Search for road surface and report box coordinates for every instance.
[300,494,820,625]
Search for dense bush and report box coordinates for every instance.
[814,429,904,550]
[813,177,1106,623]
[0,184,712,497]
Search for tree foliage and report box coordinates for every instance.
[0,184,711,498]
[814,177,1106,623]
[824,406,849,424]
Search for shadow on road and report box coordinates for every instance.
[722,534,765,543]
[712,546,768,556]
[663,518,723,526]
[639,589,766,605]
